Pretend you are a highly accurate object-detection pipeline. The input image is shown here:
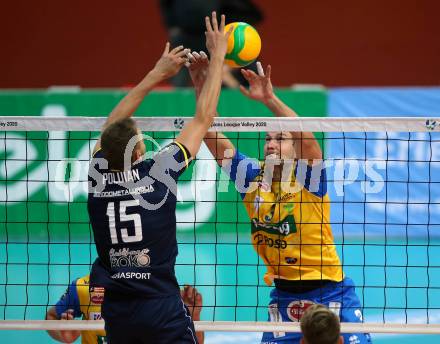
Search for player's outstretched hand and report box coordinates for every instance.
[181,285,203,321]
[152,42,190,80]
[240,61,274,104]
[186,51,209,93]
[205,12,233,59]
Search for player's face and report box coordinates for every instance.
[264,132,296,160]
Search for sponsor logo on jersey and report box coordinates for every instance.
[90,312,102,320]
[109,248,151,268]
[90,290,104,305]
[285,257,297,264]
[251,215,295,235]
[287,300,315,322]
[111,272,151,280]
[280,193,294,202]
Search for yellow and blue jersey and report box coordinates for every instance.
[55,275,106,344]
[226,151,344,285]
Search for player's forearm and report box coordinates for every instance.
[195,56,224,125]
[105,69,163,125]
[264,94,298,118]
[196,331,205,344]
[192,313,204,344]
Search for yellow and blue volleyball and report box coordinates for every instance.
[224,22,261,68]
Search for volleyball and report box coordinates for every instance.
[224,22,261,68]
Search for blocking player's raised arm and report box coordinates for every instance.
[240,62,322,161]
[175,12,233,158]
[185,46,236,166]
[93,43,189,155]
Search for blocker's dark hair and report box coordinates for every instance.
[101,118,139,171]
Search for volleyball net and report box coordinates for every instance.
[1,116,440,335]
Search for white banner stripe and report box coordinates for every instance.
[1,116,440,132]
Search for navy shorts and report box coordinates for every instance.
[261,277,372,344]
[102,293,198,344]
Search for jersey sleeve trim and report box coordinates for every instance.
[174,141,190,170]
[92,148,102,158]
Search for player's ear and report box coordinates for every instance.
[133,148,142,162]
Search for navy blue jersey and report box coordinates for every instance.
[88,142,191,297]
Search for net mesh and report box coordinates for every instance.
[0,116,440,335]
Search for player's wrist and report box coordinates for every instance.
[147,68,166,84]
[263,93,278,107]
[209,54,225,64]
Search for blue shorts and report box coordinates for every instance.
[261,277,372,344]
[102,293,198,344]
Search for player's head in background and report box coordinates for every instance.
[100,118,146,171]
[264,131,296,161]
[300,304,343,344]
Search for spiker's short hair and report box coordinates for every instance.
[101,118,139,171]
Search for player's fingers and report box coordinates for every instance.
[225,25,234,40]
[177,57,189,65]
[175,48,190,58]
[266,64,272,79]
[256,61,265,77]
[239,85,251,97]
[170,45,184,55]
[246,69,259,80]
[205,16,213,32]
[211,11,218,32]
[219,14,225,32]
[200,51,208,60]
[240,69,252,81]
[186,285,194,299]
[60,312,67,319]
[191,51,201,60]
[195,291,203,306]
[184,285,191,298]
[162,42,170,56]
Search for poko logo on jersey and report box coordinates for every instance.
[109,247,151,268]
[287,300,315,322]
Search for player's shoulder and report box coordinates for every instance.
[75,275,90,294]
[92,148,103,159]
